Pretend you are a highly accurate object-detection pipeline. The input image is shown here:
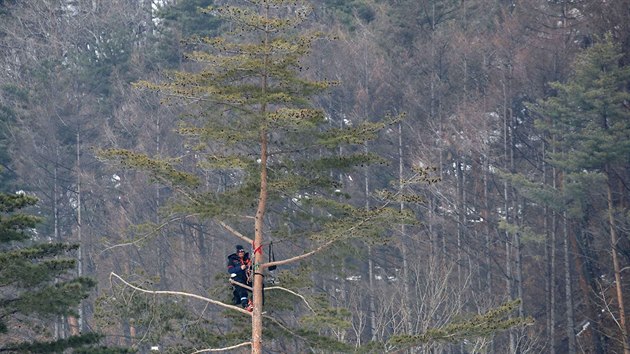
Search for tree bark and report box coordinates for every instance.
[399,122,412,335]
[563,211,576,353]
[544,141,556,354]
[364,142,377,342]
[502,75,516,354]
[607,172,630,354]
[251,4,270,352]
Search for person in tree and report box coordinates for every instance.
[227,244,253,311]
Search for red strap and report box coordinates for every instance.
[252,242,263,255]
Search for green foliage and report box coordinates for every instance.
[0,192,104,352]
[0,84,28,191]
[98,149,200,188]
[100,0,409,351]
[157,0,222,39]
[0,193,40,243]
[321,0,376,29]
[103,0,404,247]
[148,0,223,69]
[95,277,253,351]
[95,284,190,344]
[1,333,132,353]
[531,35,630,173]
[301,305,352,332]
[383,300,533,352]
[498,220,545,245]
[0,0,14,17]
[293,328,355,352]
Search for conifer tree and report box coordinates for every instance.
[101,0,406,352]
[0,191,107,352]
[100,1,530,352]
[531,35,630,354]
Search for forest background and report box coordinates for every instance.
[1,0,630,353]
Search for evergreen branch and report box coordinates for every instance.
[134,85,257,117]
[109,272,252,316]
[190,341,251,353]
[384,300,533,353]
[0,333,104,353]
[263,168,424,269]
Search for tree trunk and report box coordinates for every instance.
[563,211,576,353]
[53,146,63,339]
[544,141,557,354]
[251,120,268,353]
[502,76,516,353]
[364,142,377,342]
[68,128,83,336]
[607,172,630,354]
[399,122,412,335]
[76,128,84,333]
[483,154,495,353]
[251,5,270,352]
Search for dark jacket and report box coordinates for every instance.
[227,252,251,283]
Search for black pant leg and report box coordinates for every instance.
[235,285,249,307]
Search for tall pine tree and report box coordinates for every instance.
[100,1,531,352]
[101,1,406,352]
[533,35,630,354]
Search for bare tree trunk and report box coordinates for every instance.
[550,209,557,354]
[543,141,557,354]
[53,146,64,339]
[364,142,377,342]
[76,128,83,332]
[483,154,495,353]
[399,122,412,336]
[68,128,83,336]
[457,160,463,291]
[502,77,516,353]
[563,211,576,353]
[606,172,630,354]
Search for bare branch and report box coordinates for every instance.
[190,342,251,353]
[229,278,253,291]
[109,272,252,316]
[229,279,315,312]
[218,220,253,244]
[265,286,315,313]
[263,238,336,269]
[100,214,201,254]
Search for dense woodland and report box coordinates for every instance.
[1,0,630,353]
